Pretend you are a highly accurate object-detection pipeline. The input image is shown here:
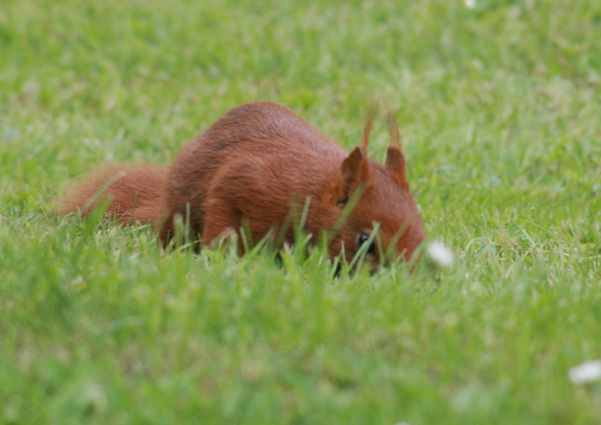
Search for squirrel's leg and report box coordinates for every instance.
[157,211,174,247]
[201,198,244,252]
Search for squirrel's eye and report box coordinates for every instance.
[358,232,376,256]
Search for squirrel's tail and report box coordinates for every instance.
[60,164,167,225]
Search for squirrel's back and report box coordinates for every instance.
[160,102,348,243]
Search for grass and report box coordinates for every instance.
[1,0,601,423]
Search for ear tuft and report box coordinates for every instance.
[386,108,403,150]
[361,104,378,151]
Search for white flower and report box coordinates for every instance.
[568,360,601,384]
[465,0,476,9]
[427,240,455,268]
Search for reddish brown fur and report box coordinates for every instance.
[61,102,426,264]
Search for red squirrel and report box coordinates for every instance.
[61,102,425,264]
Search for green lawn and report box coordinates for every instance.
[2,0,601,423]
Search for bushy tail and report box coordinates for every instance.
[60,164,167,225]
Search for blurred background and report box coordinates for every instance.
[2,1,601,424]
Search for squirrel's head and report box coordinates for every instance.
[318,109,426,267]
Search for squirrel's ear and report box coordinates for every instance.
[337,146,371,207]
[385,108,409,189]
[386,146,408,189]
